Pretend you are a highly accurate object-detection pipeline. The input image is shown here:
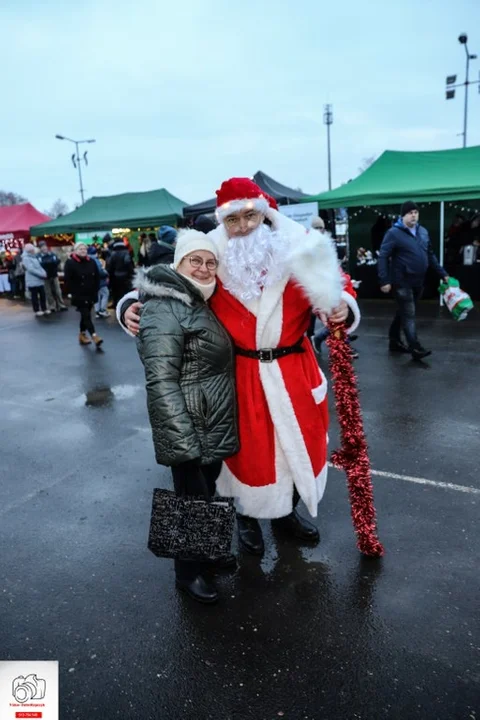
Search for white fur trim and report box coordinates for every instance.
[215,197,269,222]
[173,229,218,269]
[116,289,139,337]
[311,369,328,405]
[217,459,328,519]
[134,267,193,305]
[342,290,361,334]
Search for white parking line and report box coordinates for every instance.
[328,463,480,495]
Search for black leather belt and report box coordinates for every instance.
[235,339,305,363]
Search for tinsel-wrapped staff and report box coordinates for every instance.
[326,322,384,557]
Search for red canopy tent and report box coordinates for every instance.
[0,203,51,252]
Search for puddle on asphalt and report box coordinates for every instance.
[73,384,143,408]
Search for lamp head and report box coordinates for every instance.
[458,33,468,44]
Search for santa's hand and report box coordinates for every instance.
[125,301,143,336]
[320,300,348,325]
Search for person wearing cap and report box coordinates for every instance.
[147,226,177,266]
[118,178,359,559]
[106,237,135,307]
[136,230,238,604]
[63,243,103,347]
[21,244,49,317]
[378,201,449,360]
[38,241,68,313]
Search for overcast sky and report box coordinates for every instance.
[2,0,479,212]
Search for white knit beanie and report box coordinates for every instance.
[173,230,218,269]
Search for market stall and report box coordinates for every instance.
[304,146,480,299]
[0,203,51,292]
[31,187,187,261]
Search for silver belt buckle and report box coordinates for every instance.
[259,348,274,363]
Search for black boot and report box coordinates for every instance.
[176,574,218,604]
[389,339,410,353]
[175,559,218,604]
[237,515,264,555]
[271,509,320,543]
[411,343,432,361]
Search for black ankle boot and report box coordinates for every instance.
[175,574,218,604]
[271,510,320,543]
[237,515,264,555]
[411,344,432,361]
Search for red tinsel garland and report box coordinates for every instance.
[326,323,384,557]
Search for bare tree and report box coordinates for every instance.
[358,156,377,174]
[0,190,28,206]
[44,199,69,219]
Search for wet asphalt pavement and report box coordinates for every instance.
[0,297,479,720]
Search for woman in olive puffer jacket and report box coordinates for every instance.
[136,230,239,605]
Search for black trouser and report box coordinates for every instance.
[389,286,423,349]
[15,275,25,296]
[30,285,46,312]
[111,279,131,308]
[171,460,223,582]
[79,304,95,335]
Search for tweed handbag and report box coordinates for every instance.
[147,489,235,561]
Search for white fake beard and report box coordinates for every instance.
[222,223,290,302]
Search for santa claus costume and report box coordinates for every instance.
[208,178,360,526]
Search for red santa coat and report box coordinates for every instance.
[208,209,360,519]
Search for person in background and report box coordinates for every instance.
[87,245,110,318]
[37,240,68,313]
[147,226,177,266]
[21,244,50,317]
[309,216,359,359]
[13,249,26,298]
[107,237,135,307]
[5,252,16,297]
[137,232,150,267]
[137,230,238,604]
[64,242,103,347]
[378,201,449,360]
[193,214,216,234]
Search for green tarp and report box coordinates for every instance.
[305,146,480,209]
[31,188,187,236]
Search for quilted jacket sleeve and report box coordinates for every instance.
[137,300,202,466]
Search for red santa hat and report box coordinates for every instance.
[215,177,277,221]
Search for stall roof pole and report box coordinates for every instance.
[439,201,445,306]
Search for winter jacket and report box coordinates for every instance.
[107,241,134,283]
[63,254,100,306]
[22,252,47,288]
[378,220,446,288]
[38,251,61,279]
[94,258,109,289]
[136,265,239,467]
[147,240,175,266]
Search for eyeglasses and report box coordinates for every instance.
[188,255,218,271]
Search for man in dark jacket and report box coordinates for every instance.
[38,241,68,312]
[147,226,177,266]
[107,238,134,307]
[378,201,449,360]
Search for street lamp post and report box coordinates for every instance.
[323,104,333,191]
[55,135,96,204]
[445,34,479,147]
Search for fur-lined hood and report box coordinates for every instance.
[134,265,204,306]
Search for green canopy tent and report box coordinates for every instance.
[30,188,187,236]
[304,146,480,268]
